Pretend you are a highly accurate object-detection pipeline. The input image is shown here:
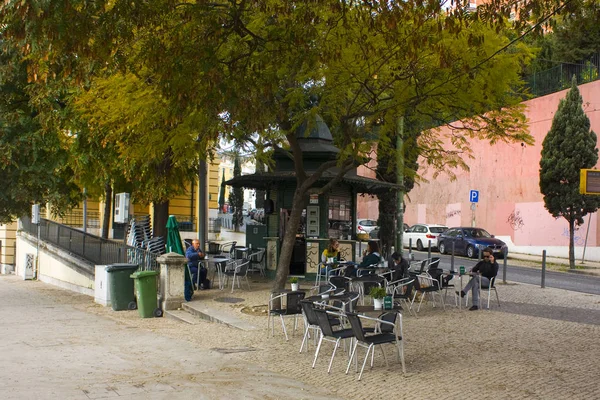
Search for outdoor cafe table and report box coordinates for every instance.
[442,270,476,310]
[353,304,404,337]
[203,255,230,290]
[305,292,359,312]
[348,274,386,303]
[353,304,403,315]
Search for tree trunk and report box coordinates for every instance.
[569,217,575,269]
[153,201,170,238]
[273,188,308,291]
[377,191,396,257]
[101,181,112,239]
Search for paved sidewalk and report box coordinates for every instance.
[0,275,339,400]
[3,271,600,399]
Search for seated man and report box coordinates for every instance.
[457,247,499,310]
[185,239,208,290]
[390,252,410,282]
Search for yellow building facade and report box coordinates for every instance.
[0,157,222,267]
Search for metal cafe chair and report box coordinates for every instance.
[414,272,446,312]
[312,309,355,373]
[222,259,251,293]
[345,312,406,380]
[480,275,501,309]
[465,274,501,309]
[248,248,266,276]
[268,291,306,341]
[386,277,417,317]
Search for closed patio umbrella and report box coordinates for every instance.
[166,215,185,255]
[165,215,193,300]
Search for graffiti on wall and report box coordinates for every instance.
[446,209,461,219]
[507,210,525,231]
[561,227,585,246]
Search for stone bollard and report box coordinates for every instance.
[157,252,187,311]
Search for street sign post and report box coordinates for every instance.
[469,190,479,227]
[469,190,479,203]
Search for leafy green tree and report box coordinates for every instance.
[552,0,600,67]
[539,77,600,269]
[523,0,600,93]
[70,72,208,237]
[0,40,79,223]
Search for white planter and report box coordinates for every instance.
[291,283,299,291]
[373,298,383,310]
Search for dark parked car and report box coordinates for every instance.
[436,227,508,258]
[368,223,409,239]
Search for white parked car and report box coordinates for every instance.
[403,224,448,251]
[356,219,378,234]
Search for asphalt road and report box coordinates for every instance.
[409,250,600,295]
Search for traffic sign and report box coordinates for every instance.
[469,190,479,203]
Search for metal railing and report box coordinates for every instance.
[525,53,600,98]
[54,210,101,229]
[20,216,159,271]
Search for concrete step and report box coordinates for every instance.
[164,309,201,325]
[181,302,259,331]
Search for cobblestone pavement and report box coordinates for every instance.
[8,271,598,400]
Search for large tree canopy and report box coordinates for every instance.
[0,0,572,287]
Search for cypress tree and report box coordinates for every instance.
[230,156,244,232]
[218,170,226,213]
[539,77,600,268]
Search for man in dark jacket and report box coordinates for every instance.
[185,239,207,289]
[457,247,499,311]
[390,252,410,282]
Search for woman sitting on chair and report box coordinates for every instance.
[320,238,340,276]
[345,240,381,277]
[321,238,340,263]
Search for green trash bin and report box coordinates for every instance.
[106,264,139,311]
[130,270,162,318]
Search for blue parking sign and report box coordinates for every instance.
[469,190,479,203]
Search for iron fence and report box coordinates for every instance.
[525,53,600,98]
[20,216,159,271]
[54,210,101,229]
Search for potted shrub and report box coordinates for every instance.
[369,287,387,310]
[290,277,299,291]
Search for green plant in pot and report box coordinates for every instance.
[369,287,387,310]
[290,277,299,291]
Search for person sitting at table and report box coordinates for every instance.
[185,239,208,290]
[390,252,410,281]
[321,238,341,263]
[457,247,499,311]
[345,240,381,277]
[320,238,340,275]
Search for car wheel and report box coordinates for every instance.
[467,245,476,259]
[439,242,446,254]
[416,240,424,251]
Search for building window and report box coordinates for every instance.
[328,196,351,221]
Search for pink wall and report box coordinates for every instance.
[358,79,600,247]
